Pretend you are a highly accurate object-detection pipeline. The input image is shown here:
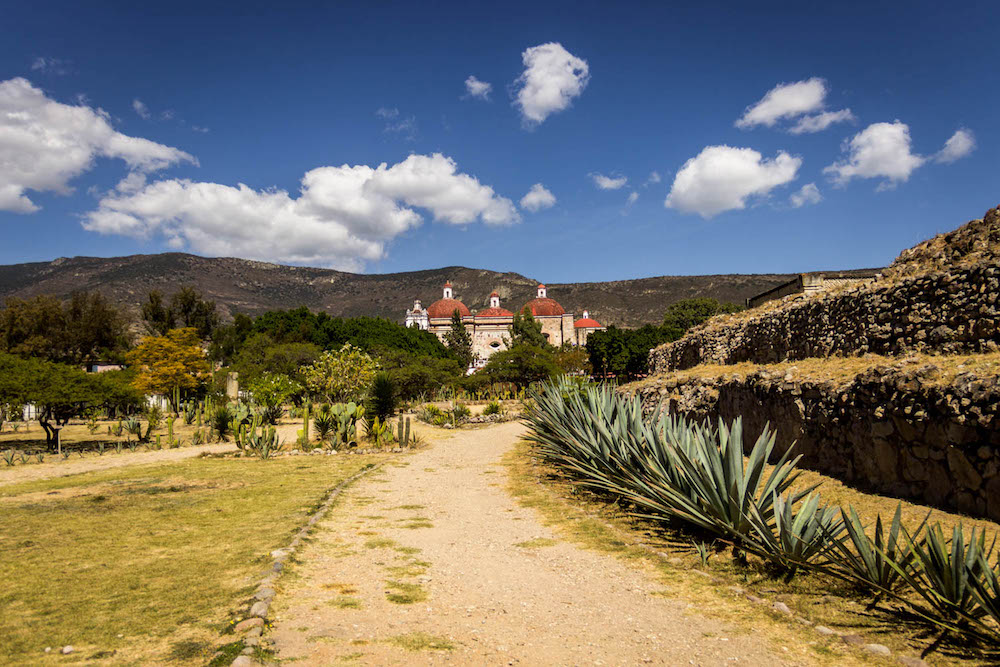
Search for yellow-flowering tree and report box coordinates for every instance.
[302,343,380,404]
[127,328,210,408]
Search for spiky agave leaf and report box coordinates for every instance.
[882,523,996,627]
[746,491,844,575]
[821,504,929,599]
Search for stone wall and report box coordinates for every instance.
[651,263,1000,373]
[632,363,1000,520]
[651,206,1000,374]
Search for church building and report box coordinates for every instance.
[405,281,605,371]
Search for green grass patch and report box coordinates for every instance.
[364,537,398,549]
[327,596,362,609]
[514,537,558,548]
[384,580,427,604]
[0,454,384,666]
[385,632,455,651]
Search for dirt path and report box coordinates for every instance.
[269,421,796,666]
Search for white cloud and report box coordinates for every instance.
[83,153,518,270]
[514,42,589,126]
[191,125,210,133]
[789,183,822,208]
[665,145,801,218]
[375,107,416,140]
[132,98,150,119]
[464,76,492,100]
[824,121,925,189]
[737,77,852,133]
[789,109,855,134]
[520,183,556,212]
[30,57,69,75]
[0,77,195,214]
[591,173,627,190]
[626,191,639,205]
[934,128,976,163]
[644,171,661,186]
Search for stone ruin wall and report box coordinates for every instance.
[649,262,1000,373]
[650,205,1000,374]
[636,206,1000,519]
[633,364,1000,520]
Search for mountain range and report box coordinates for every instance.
[0,253,827,328]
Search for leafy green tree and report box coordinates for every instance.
[209,312,254,364]
[0,292,129,365]
[302,343,380,404]
[478,344,561,387]
[511,310,548,348]
[246,372,302,408]
[0,353,111,451]
[443,311,474,370]
[232,333,320,385]
[126,328,210,409]
[142,287,220,339]
[374,347,464,401]
[661,298,743,341]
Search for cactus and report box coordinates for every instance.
[302,403,311,444]
[167,416,175,444]
[405,417,411,448]
[155,434,162,450]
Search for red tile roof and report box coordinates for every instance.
[427,298,470,318]
[476,307,513,318]
[523,297,565,317]
[574,317,602,328]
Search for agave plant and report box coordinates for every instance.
[211,406,234,442]
[747,491,844,576]
[968,554,1000,640]
[313,405,336,440]
[524,379,813,553]
[822,504,928,602]
[3,449,17,466]
[889,523,996,627]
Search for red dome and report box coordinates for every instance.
[476,307,513,318]
[523,298,565,317]
[575,317,602,328]
[426,298,470,318]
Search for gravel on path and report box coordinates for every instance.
[269,421,797,666]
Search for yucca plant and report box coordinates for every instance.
[822,504,928,603]
[3,449,17,466]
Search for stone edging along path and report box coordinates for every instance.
[222,461,384,667]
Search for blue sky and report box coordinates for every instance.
[1,1,996,282]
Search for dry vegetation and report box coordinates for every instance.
[0,452,387,665]
[627,351,1000,391]
[506,440,1000,665]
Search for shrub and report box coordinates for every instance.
[369,371,397,423]
[483,400,503,416]
[313,404,336,440]
[211,406,234,442]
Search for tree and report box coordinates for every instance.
[302,343,380,404]
[232,333,320,386]
[126,328,210,409]
[478,344,561,387]
[374,347,463,401]
[443,310,474,370]
[209,313,254,364]
[0,292,129,364]
[142,287,220,339]
[661,298,743,341]
[554,343,591,375]
[0,353,110,451]
[246,372,301,408]
[511,310,548,348]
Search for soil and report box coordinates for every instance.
[269,421,796,666]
